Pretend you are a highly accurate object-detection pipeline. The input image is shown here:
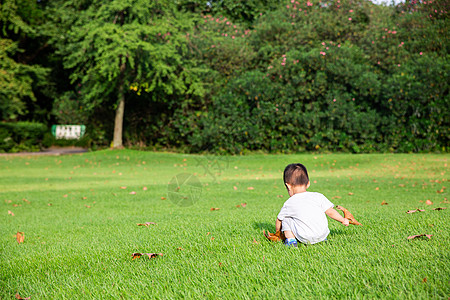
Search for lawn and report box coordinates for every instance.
[1,150,448,299]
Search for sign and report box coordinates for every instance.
[51,125,86,140]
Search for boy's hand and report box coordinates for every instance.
[342,218,350,226]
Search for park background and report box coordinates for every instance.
[0,0,448,153]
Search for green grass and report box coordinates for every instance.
[1,150,449,299]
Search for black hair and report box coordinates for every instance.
[283,163,309,187]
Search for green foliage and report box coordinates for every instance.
[0,0,49,121]
[0,0,448,153]
[0,121,47,152]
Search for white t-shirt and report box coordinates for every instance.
[277,192,334,244]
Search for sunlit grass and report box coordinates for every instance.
[1,150,448,298]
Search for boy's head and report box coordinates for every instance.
[284,163,310,192]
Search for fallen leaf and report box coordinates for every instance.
[233,186,238,190]
[333,196,342,199]
[48,203,52,206]
[120,186,127,189]
[132,252,163,260]
[129,191,136,195]
[210,207,220,211]
[381,200,388,205]
[63,194,68,198]
[82,197,87,200]
[252,238,260,244]
[407,234,432,240]
[277,195,284,198]
[425,200,433,205]
[406,209,425,214]
[16,232,24,244]
[8,210,14,216]
[422,277,427,283]
[12,204,21,207]
[137,222,157,226]
[263,229,284,242]
[15,293,30,300]
[241,203,247,208]
[177,247,184,251]
[143,187,148,191]
[335,205,362,225]
[161,197,166,200]
[432,207,447,211]
[84,205,91,208]
[348,192,354,196]
[247,187,254,190]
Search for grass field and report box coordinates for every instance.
[1,150,449,299]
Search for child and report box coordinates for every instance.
[276,163,349,247]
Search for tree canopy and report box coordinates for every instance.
[0,0,448,153]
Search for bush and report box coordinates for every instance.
[0,121,47,152]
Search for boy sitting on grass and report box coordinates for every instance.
[276,163,349,247]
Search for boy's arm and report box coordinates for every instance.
[275,218,282,232]
[325,207,349,226]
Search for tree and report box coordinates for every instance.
[55,0,204,148]
[0,0,48,121]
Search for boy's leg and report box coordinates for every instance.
[281,219,298,247]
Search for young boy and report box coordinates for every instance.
[276,163,349,247]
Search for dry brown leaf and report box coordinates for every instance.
[381,200,388,205]
[252,238,260,244]
[335,205,362,226]
[15,293,30,300]
[177,247,184,251]
[132,252,163,260]
[129,191,136,195]
[8,210,14,216]
[406,209,425,214]
[16,232,24,244]
[233,186,238,190]
[407,234,432,240]
[120,186,127,189]
[161,197,166,200]
[425,200,433,205]
[210,207,220,211]
[263,229,285,242]
[137,222,157,226]
[247,187,254,190]
[432,207,447,211]
[348,192,354,196]
[333,196,342,199]
[277,195,284,198]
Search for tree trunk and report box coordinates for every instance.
[113,62,126,148]
[113,86,125,148]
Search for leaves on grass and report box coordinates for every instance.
[432,207,447,211]
[210,207,220,211]
[348,192,354,196]
[236,203,247,208]
[161,197,166,200]
[15,293,30,300]
[407,234,432,240]
[137,222,157,226]
[132,253,163,260]
[120,186,127,189]
[16,232,24,244]
[233,186,238,190]
[8,210,15,216]
[277,195,284,198]
[247,187,254,190]
[129,191,136,195]
[381,200,388,205]
[425,200,433,205]
[252,238,260,244]
[406,209,425,214]
[263,229,284,242]
[143,187,148,191]
[177,247,184,251]
[335,205,362,225]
